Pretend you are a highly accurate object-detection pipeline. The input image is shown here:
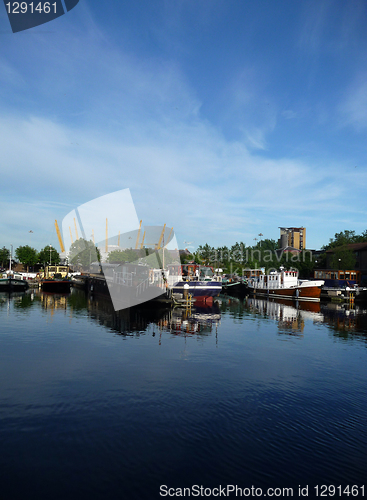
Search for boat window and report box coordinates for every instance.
[200,267,213,277]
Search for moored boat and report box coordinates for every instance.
[221,275,249,297]
[166,264,222,298]
[247,267,324,301]
[40,264,72,293]
[41,279,72,293]
[0,272,29,292]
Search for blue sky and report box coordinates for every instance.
[1,0,367,253]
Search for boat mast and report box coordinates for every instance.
[9,245,12,273]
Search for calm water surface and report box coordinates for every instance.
[1,290,367,500]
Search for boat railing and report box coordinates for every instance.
[136,277,150,296]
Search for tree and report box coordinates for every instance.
[259,238,278,251]
[0,247,9,268]
[68,239,100,269]
[108,248,141,263]
[38,246,60,267]
[330,248,356,271]
[15,245,38,272]
[327,229,367,249]
[196,244,215,264]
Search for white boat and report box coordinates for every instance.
[166,264,222,299]
[247,267,324,301]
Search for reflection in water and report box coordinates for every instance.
[320,302,367,339]
[87,293,167,335]
[2,289,367,341]
[245,296,324,336]
[238,295,367,339]
[1,290,367,499]
[157,303,221,337]
[6,289,222,339]
[0,289,222,340]
[88,293,221,340]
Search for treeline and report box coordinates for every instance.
[184,230,367,277]
[323,230,367,249]
[0,239,101,271]
[182,239,316,277]
[0,245,60,271]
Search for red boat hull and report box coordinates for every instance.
[251,286,322,301]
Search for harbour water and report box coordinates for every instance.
[1,290,367,499]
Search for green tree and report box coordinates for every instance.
[38,246,60,267]
[108,248,141,263]
[0,247,10,268]
[259,238,278,251]
[196,244,215,264]
[15,245,39,272]
[327,229,367,249]
[68,239,100,269]
[330,248,356,271]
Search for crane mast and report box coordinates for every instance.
[55,220,65,253]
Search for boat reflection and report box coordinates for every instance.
[85,292,221,339]
[241,295,367,338]
[3,289,367,340]
[245,296,324,336]
[320,302,367,337]
[156,302,221,337]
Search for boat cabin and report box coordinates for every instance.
[44,265,69,279]
[169,264,215,281]
[251,269,299,290]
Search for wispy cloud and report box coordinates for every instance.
[338,75,367,130]
[1,2,366,251]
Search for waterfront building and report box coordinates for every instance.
[279,227,306,251]
[314,242,367,286]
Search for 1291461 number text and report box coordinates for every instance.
[5,2,58,14]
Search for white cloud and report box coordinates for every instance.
[0,108,360,250]
[0,8,365,251]
[339,76,367,130]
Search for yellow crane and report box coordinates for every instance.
[135,220,142,249]
[139,224,170,250]
[54,220,65,253]
[157,224,166,250]
[74,218,79,240]
[140,231,146,249]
